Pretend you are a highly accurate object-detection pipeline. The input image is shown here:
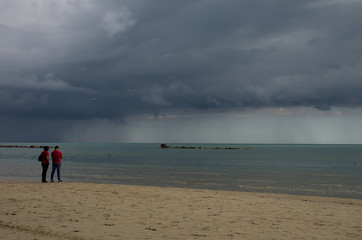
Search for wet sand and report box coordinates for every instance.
[0,181,361,240]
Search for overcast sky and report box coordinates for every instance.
[1,0,362,143]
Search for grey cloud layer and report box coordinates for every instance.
[1,0,362,122]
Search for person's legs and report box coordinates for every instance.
[41,163,48,182]
[50,164,56,181]
[57,163,61,181]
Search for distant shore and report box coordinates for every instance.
[1,181,362,240]
[0,145,53,148]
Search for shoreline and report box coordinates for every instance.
[2,179,361,200]
[2,178,362,200]
[1,180,362,240]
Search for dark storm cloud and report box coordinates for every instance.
[1,0,362,123]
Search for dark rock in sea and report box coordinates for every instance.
[0,145,53,149]
[160,144,240,150]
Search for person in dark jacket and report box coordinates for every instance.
[40,146,49,183]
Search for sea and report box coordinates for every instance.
[1,143,362,199]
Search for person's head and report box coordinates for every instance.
[55,146,59,150]
[44,146,49,151]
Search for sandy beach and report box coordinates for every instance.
[0,181,361,240]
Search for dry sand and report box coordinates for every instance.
[0,181,361,240]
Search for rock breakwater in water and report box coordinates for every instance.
[160,144,243,150]
[0,145,53,148]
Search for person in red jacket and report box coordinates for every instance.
[40,146,49,183]
[50,146,63,182]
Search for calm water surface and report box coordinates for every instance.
[1,143,361,199]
